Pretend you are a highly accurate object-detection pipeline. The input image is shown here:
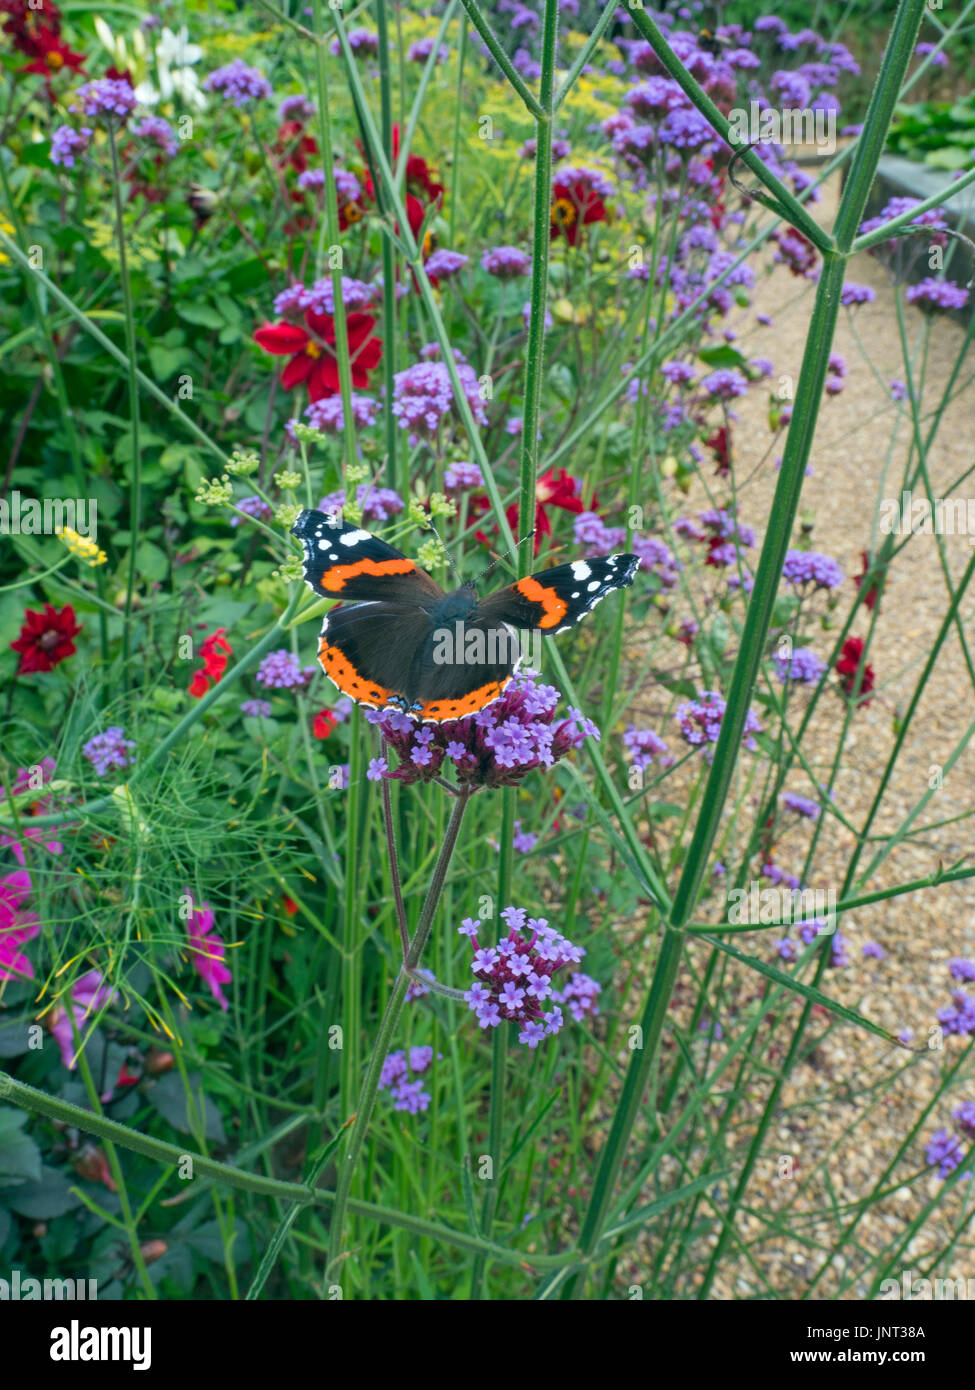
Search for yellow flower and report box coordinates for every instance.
[0,217,14,265]
[59,527,107,566]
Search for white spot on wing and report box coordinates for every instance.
[570,560,592,581]
[339,530,371,546]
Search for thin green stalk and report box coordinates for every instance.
[326,787,472,1273]
[312,0,358,485]
[457,0,546,119]
[517,0,559,575]
[107,128,142,684]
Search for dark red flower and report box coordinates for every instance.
[550,179,607,246]
[253,309,382,401]
[853,550,884,611]
[473,468,592,556]
[274,120,319,175]
[1,0,62,55]
[705,425,730,476]
[389,124,445,205]
[189,627,232,698]
[835,636,875,703]
[312,708,338,739]
[10,603,81,674]
[19,26,85,78]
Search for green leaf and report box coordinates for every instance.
[147,1073,226,1144]
[135,540,169,583]
[0,1165,80,1218]
[697,345,746,369]
[701,934,903,1044]
[177,303,225,330]
[925,147,973,170]
[0,1019,33,1058]
[0,1105,42,1183]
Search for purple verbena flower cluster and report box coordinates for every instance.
[202,60,273,107]
[379,1046,434,1113]
[460,906,599,1045]
[82,727,136,776]
[364,671,598,789]
[676,690,763,754]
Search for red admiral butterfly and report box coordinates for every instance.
[291,508,640,722]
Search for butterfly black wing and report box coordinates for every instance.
[291,508,444,605]
[476,554,641,635]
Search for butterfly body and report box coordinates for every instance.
[291,509,639,722]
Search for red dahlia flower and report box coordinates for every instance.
[473,468,592,556]
[20,26,85,78]
[253,309,382,401]
[835,636,875,703]
[550,179,607,246]
[10,603,81,674]
[1,0,62,55]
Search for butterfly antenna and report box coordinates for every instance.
[475,529,536,586]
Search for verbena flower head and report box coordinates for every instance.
[481,245,531,278]
[925,1128,966,1179]
[240,699,271,719]
[71,78,137,119]
[782,549,844,590]
[773,645,826,684]
[278,94,315,122]
[256,649,315,690]
[317,483,404,522]
[841,282,876,306]
[781,791,819,819]
[291,393,379,435]
[379,1046,433,1112]
[676,690,763,756]
[701,368,748,401]
[905,278,969,312]
[460,906,598,1045]
[424,248,469,279]
[329,28,379,57]
[408,38,449,64]
[203,59,272,107]
[444,460,483,490]
[859,196,947,240]
[82,727,136,777]
[131,115,178,158]
[365,671,599,790]
[391,358,486,438]
[230,495,272,527]
[936,990,975,1037]
[948,958,975,983]
[50,125,92,167]
[623,726,670,771]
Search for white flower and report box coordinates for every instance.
[156,26,203,69]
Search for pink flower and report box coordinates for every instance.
[0,869,38,981]
[185,893,232,1011]
[0,760,65,865]
[48,971,117,1068]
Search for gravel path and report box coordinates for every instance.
[634,167,975,1299]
